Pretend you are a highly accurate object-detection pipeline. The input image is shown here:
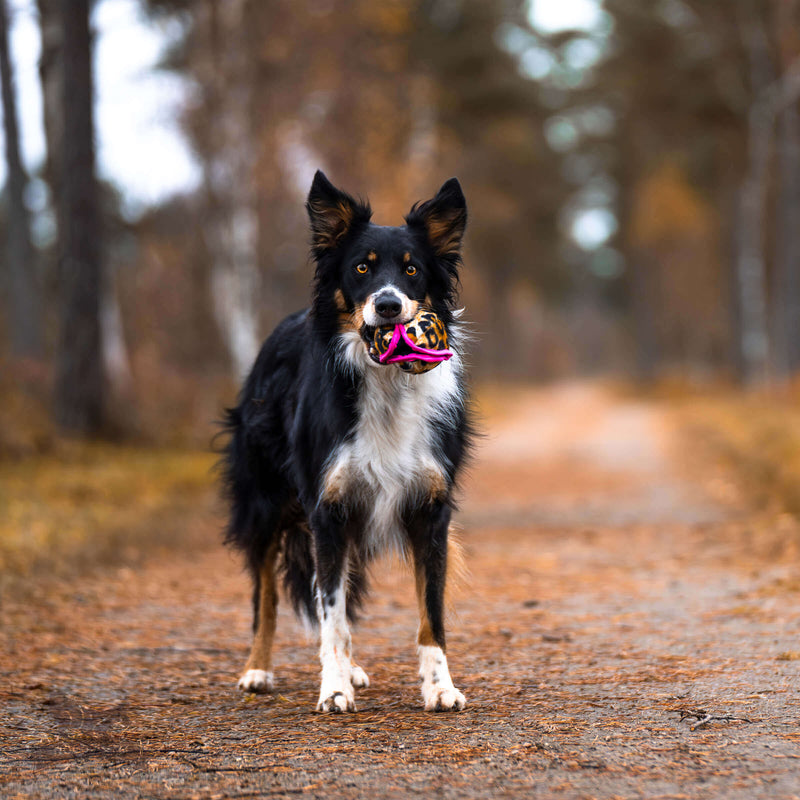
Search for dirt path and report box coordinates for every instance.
[2,384,800,799]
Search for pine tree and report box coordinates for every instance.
[0,0,42,357]
[53,0,104,433]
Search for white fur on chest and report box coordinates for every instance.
[324,331,462,554]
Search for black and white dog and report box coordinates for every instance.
[222,171,473,712]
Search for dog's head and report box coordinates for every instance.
[307,171,466,352]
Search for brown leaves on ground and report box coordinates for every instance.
[680,386,800,517]
[0,444,217,585]
[2,382,800,799]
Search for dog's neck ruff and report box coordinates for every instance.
[326,328,464,556]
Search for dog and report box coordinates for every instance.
[221,170,473,713]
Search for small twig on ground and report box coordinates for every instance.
[177,755,280,774]
[675,708,753,731]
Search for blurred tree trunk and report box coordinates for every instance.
[39,0,133,400]
[36,0,62,199]
[485,256,514,374]
[36,0,64,260]
[772,0,800,378]
[772,0,800,379]
[202,0,259,381]
[772,101,800,377]
[0,0,42,357]
[734,18,773,386]
[53,0,104,433]
[720,180,744,380]
[735,6,800,384]
[734,116,770,386]
[629,254,659,382]
[618,115,657,381]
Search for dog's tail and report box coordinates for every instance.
[219,406,290,579]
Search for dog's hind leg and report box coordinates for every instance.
[311,504,357,713]
[238,536,280,694]
[409,501,465,712]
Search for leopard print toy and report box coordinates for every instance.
[367,310,453,374]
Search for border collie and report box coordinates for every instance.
[221,171,473,712]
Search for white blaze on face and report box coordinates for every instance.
[418,645,465,711]
[363,285,417,327]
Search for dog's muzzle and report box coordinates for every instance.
[363,288,413,327]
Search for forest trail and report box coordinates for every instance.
[2,383,799,799]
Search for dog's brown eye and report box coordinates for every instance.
[356,264,369,274]
[406,265,417,276]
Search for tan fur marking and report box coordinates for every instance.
[425,469,448,503]
[335,290,353,330]
[415,564,438,648]
[426,216,463,257]
[243,537,280,674]
[337,301,366,338]
[338,202,354,225]
[309,200,354,250]
[323,462,349,503]
[367,250,377,263]
[446,526,467,595]
[353,304,365,331]
[414,524,465,649]
[403,251,411,264]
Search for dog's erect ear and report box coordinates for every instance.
[306,170,371,257]
[406,178,467,260]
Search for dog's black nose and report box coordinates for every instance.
[375,295,403,319]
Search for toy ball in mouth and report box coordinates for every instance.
[366,310,453,374]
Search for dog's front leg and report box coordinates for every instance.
[311,504,356,713]
[410,501,465,712]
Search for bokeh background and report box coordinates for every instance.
[4,6,800,790]
[2,0,799,448]
[3,0,800,585]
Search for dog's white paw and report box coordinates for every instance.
[237,669,274,694]
[423,685,466,712]
[316,687,356,713]
[418,645,464,712]
[350,663,370,689]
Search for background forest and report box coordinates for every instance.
[1,0,799,444]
